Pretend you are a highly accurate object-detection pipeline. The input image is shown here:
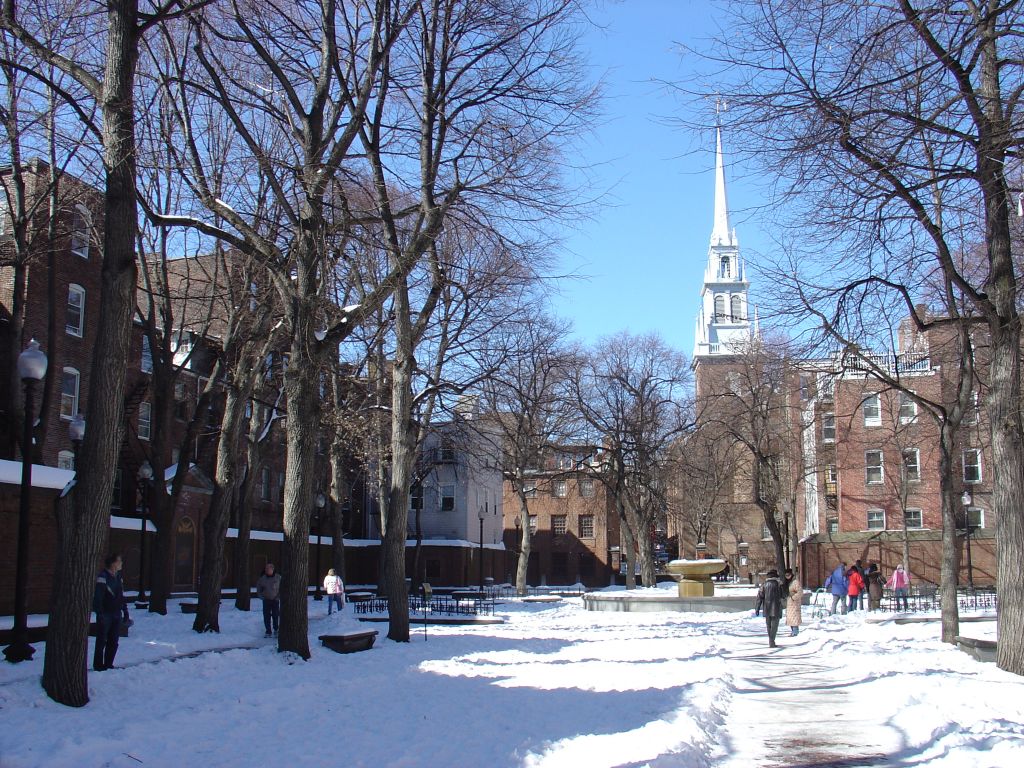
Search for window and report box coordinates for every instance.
[824,464,837,496]
[903,509,923,529]
[523,484,537,499]
[719,255,731,278]
[799,375,810,401]
[579,478,595,498]
[866,509,886,530]
[827,518,839,534]
[174,380,188,420]
[966,507,985,528]
[70,204,91,259]
[821,412,835,443]
[553,479,567,498]
[410,483,423,511]
[714,294,726,321]
[439,438,456,463]
[138,401,152,440]
[57,450,75,470]
[761,523,771,540]
[66,284,85,337]
[730,295,743,321]
[865,450,883,485]
[260,467,271,501]
[817,373,835,400]
[902,449,921,482]
[440,483,455,512]
[863,394,881,426]
[899,392,917,424]
[552,514,567,536]
[963,449,982,484]
[141,335,153,373]
[60,368,80,420]
[578,514,594,539]
[528,515,538,534]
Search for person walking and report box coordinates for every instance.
[323,568,345,615]
[784,568,802,636]
[886,564,911,611]
[865,563,884,611]
[762,569,785,648]
[256,563,282,637]
[846,565,865,612]
[824,562,848,615]
[93,553,129,671]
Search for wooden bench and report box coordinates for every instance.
[318,630,379,654]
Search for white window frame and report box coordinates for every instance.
[410,483,423,512]
[60,367,80,420]
[730,295,743,321]
[66,284,85,337]
[70,204,91,259]
[714,294,726,322]
[899,392,918,424]
[440,483,456,512]
[578,514,595,539]
[863,394,881,427]
[821,412,835,443]
[902,448,921,483]
[866,509,886,530]
[57,450,75,470]
[552,514,567,536]
[865,449,884,485]
[903,508,923,529]
[963,448,982,484]
[553,479,567,498]
[817,373,835,400]
[137,401,152,441]
[966,507,985,528]
[579,478,595,498]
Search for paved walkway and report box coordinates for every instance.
[713,630,905,768]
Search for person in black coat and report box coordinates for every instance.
[93,553,129,671]
[761,569,784,648]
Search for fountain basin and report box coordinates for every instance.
[666,558,727,598]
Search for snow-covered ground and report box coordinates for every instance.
[1,587,1021,767]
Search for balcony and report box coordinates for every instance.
[839,352,931,377]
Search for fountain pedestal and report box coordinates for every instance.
[666,559,727,598]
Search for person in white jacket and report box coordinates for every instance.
[323,568,345,615]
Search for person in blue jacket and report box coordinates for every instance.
[824,561,848,616]
[93,553,129,671]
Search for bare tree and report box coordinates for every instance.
[667,425,738,559]
[699,0,1024,674]
[572,332,692,588]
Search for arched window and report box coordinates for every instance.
[730,295,743,322]
[60,367,80,420]
[713,295,726,322]
[66,284,85,337]
[70,204,91,259]
[720,256,731,278]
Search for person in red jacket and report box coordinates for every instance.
[846,565,865,613]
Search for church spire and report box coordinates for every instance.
[711,126,733,247]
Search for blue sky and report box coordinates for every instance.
[553,1,771,356]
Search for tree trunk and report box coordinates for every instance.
[194,385,247,632]
[277,318,321,659]
[147,496,174,615]
[234,407,261,612]
[42,0,141,707]
[937,429,961,644]
[515,490,531,596]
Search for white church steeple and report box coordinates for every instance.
[693,126,751,358]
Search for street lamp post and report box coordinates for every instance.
[137,461,153,605]
[314,493,326,601]
[477,501,487,592]
[961,490,975,592]
[4,340,48,664]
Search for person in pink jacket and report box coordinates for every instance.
[886,564,911,611]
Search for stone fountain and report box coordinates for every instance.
[665,559,727,598]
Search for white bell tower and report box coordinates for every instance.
[693,126,752,358]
